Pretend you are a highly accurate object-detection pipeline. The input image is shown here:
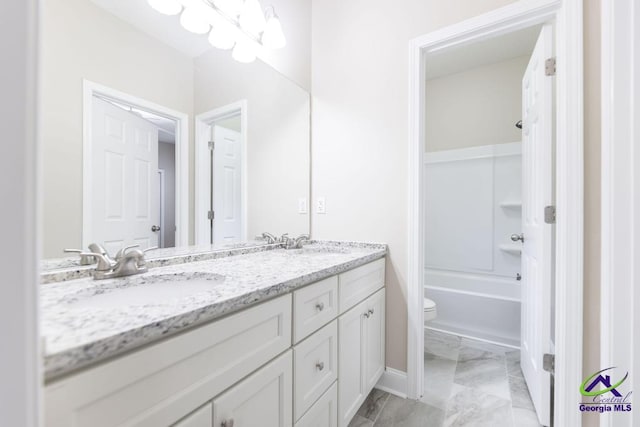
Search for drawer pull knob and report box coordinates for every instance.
[316,361,325,371]
[315,302,325,311]
[221,420,234,427]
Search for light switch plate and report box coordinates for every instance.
[298,198,308,214]
[316,197,326,214]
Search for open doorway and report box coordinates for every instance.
[420,24,551,426]
[406,2,584,427]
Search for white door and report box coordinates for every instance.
[211,125,242,243]
[520,24,554,426]
[213,351,292,427]
[91,97,160,254]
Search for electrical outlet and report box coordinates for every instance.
[316,197,326,214]
[298,198,308,214]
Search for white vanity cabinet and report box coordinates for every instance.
[44,258,386,427]
[337,289,386,427]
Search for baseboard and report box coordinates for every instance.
[375,367,408,398]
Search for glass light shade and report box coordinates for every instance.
[180,7,211,34]
[213,0,243,17]
[239,0,266,35]
[147,0,182,15]
[232,40,257,63]
[262,15,285,49]
[208,19,236,50]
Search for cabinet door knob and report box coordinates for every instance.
[221,419,234,427]
[316,361,325,371]
[315,302,325,311]
[364,312,370,318]
[368,309,374,316]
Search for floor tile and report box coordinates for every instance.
[508,374,535,411]
[356,388,390,421]
[512,407,543,426]
[506,350,523,378]
[453,349,510,400]
[421,353,458,409]
[349,415,375,427]
[444,384,513,427]
[373,395,445,427]
[458,338,508,358]
[425,329,461,361]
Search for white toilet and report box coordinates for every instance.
[424,297,437,322]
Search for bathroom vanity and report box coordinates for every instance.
[42,242,386,427]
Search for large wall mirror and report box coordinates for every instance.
[41,0,310,260]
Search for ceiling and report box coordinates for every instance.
[425,25,542,80]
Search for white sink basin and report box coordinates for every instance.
[64,272,226,309]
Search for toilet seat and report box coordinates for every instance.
[424,297,437,322]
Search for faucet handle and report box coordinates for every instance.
[64,249,97,265]
[80,252,113,271]
[261,232,277,244]
[143,246,158,253]
[115,244,140,261]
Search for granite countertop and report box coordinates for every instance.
[41,241,386,381]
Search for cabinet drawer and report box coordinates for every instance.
[295,382,337,427]
[213,350,293,427]
[293,276,338,343]
[45,295,292,427]
[294,321,338,421]
[338,258,385,313]
[173,403,212,427]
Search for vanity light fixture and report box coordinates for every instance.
[146,0,286,63]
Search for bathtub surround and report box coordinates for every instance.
[424,143,522,346]
[41,241,386,379]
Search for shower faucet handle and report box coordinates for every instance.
[510,233,525,243]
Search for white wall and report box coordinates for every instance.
[425,56,529,152]
[194,48,310,238]
[41,0,194,257]
[311,0,519,372]
[0,1,41,426]
[258,0,312,91]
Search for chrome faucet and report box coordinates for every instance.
[283,234,310,249]
[261,232,278,244]
[63,243,115,266]
[81,245,155,280]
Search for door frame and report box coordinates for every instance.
[82,80,190,248]
[600,0,638,425]
[407,1,584,426]
[157,169,166,248]
[194,100,248,244]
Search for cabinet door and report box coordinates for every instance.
[173,403,212,427]
[337,299,367,427]
[295,382,337,427]
[213,351,293,427]
[364,289,385,391]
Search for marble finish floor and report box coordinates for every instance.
[349,330,543,427]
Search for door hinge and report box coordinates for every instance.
[208,140,215,150]
[207,210,215,220]
[544,205,556,224]
[545,57,556,76]
[543,353,555,375]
